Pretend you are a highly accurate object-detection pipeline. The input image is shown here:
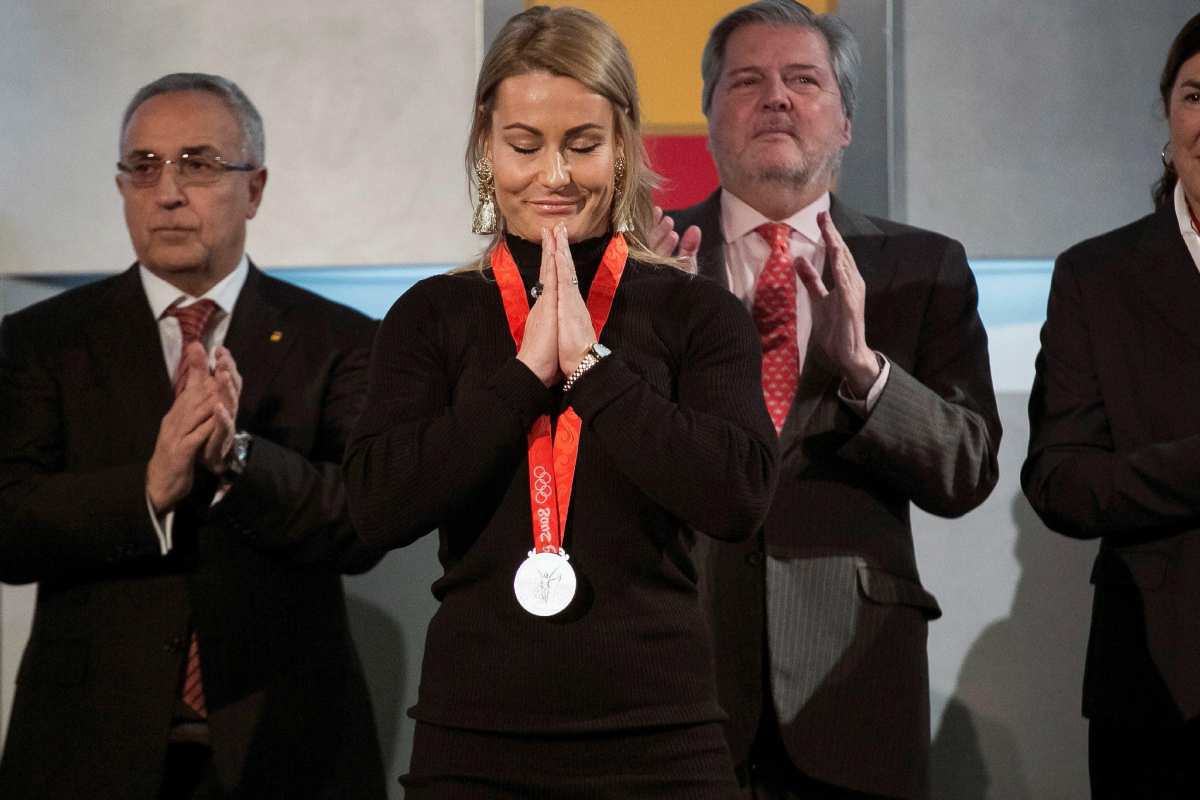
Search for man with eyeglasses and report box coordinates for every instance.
[0,73,387,799]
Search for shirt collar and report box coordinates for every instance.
[720,189,831,245]
[139,254,250,320]
[1174,180,1199,240]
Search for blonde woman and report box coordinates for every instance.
[344,6,777,796]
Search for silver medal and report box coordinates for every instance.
[513,550,577,616]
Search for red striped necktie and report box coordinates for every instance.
[161,298,218,718]
[164,299,219,394]
[753,223,799,435]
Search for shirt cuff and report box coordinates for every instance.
[838,353,891,416]
[146,493,174,555]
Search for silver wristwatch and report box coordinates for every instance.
[225,431,253,477]
[563,343,611,392]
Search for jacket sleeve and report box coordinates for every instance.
[205,318,388,574]
[836,237,1002,518]
[0,315,164,584]
[566,277,779,541]
[343,280,558,551]
[1022,250,1200,541]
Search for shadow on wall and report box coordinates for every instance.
[343,534,442,798]
[344,593,408,773]
[931,494,1096,800]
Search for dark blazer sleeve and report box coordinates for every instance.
[206,309,386,574]
[0,314,163,584]
[1022,248,1200,540]
[838,236,1001,517]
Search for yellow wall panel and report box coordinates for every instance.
[532,1,836,133]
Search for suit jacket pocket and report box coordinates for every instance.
[856,565,942,620]
[1090,549,1168,590]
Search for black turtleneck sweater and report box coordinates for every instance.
[344,233,778,734]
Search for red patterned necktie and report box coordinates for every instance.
[753,223,799,435]
[164,299,219,396]
[162,298,218,718]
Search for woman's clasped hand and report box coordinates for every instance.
[516,223,599,387]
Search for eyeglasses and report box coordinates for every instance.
[116,151,258,188]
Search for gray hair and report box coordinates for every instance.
[700,0,860,121]
[119,72,265,164]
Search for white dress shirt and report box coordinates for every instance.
[1173,180,1200,273]
[720,190,889,415]
[139,255,249,554]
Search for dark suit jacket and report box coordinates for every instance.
[0,264,388,799]
[1023,204,1200,728]
[670,191,1000,799]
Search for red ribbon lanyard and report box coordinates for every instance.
[491,234,628,554]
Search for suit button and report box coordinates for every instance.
[745,551,764,566]
[163,636,186,654]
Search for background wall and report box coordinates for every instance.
[0,0,480,274]
[3,2,1198,799]
[899,0,1196,257]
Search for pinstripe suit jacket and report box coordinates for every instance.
[670,192,1001,799]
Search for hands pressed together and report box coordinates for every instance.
[650,206,880,397]
[517,223,599,388]
[147,343,243,513]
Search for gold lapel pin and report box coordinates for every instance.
[270,331,283,342]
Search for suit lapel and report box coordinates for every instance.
[222,264,294,425]
[88,266,174,452]
[1129,205,1200,352]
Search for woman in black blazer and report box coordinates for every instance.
[1022,13,1200,798]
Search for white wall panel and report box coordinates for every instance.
[0,0,480,274]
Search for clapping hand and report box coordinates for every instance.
[146,343,218,512]
[650,206,701,271]
[200,346,242,475]
[794,211,880,397]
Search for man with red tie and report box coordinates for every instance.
[0,73,387,799]
[659,2,1001,797]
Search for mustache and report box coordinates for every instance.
[752,119,798,137]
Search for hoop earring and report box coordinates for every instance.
[1162,140,1175,170]
[472,157,497,235]
[612,157,630,233]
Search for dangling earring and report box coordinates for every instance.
[1162,140,1175,170]
[612,157,630,233]
[472,156,497,235]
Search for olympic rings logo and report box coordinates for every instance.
[532,465,553,504]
